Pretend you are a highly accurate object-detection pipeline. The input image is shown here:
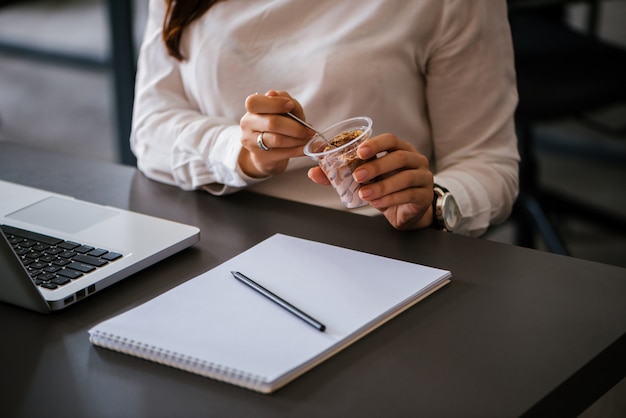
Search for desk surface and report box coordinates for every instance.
[1,142,625,418]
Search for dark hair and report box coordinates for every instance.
[163,0,221,60]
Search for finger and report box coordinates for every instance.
[241,107,308,134]
[250,145,303,162]
[307,166,331,185]
[357,133,416,160]
[243,130,309,152]
[265,89,290,99]
[353,150,427,184]
[358,168,431,204]
[367,186,428,212]
[241,140,304,177]
[245,92,294,114]
[265,90,310,122]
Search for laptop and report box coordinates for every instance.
[0,180,200,313]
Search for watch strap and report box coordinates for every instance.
[431,185,449,230]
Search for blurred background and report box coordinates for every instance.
[0,1,625,415]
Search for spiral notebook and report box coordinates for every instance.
[88,234,451,394]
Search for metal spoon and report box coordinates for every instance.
[285,112,330,143]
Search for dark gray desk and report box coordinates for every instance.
[1,142,625,417]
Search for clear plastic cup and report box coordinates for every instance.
[304,116,373,208]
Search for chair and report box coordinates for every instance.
[0,0,137,165]
[508,0,626,254]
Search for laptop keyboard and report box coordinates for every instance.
[1,224,122,290]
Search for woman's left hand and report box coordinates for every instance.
[308,133,434,230]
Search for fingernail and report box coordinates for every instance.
[357,145,371,159]
[359,186,373,199]
[353,168,367,183]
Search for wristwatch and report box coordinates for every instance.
[432,185,461,232]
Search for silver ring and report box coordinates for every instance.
[257,132,270,151]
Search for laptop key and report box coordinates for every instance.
[59,250,77,259]
[25,251,43,259]
[73,254,108,267]
[8,236,24,245]
[102,252,122,261]
[40,282,58,289]
[74,245,95,254]
[15,248,31,256]
[58,269,83,280]
[39,272,57,281]
[21,258,35,266]
[30,261,48,270]
[51,277,71,286]
[88,248,108,257]
[39,254,57,263]
[67,262,96,273]
[58,241,80,250]
[52,258,71,267]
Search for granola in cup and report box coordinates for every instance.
[304,116,373,208]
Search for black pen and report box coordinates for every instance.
[231,271,326,332]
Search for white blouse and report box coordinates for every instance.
[131,0,520,236]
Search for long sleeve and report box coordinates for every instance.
[428,0,519,235]
[130,1,256,194]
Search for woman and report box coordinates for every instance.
[131,0,519,235]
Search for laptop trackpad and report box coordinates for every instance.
[7,196,118,234]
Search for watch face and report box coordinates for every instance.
[442,194,460,231]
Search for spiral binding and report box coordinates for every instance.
[89,330,271,393]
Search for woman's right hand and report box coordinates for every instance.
[238,90,314,178]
